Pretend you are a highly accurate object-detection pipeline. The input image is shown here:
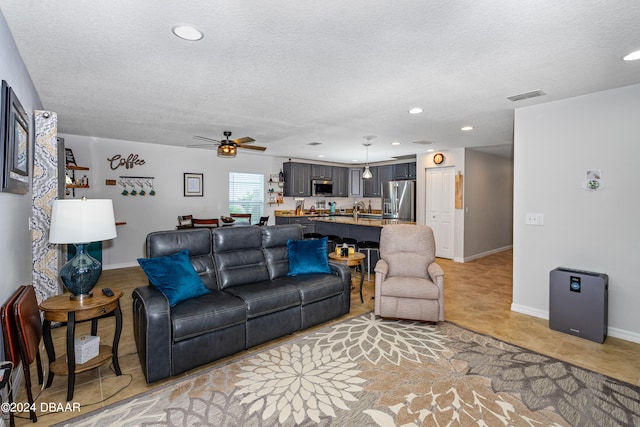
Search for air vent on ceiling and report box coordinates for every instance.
[411,140,435,145]
[307,142,322,146]
[392,154,418,160]
[507,90,546,102]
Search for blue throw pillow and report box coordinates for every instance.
[287,237,331,275]
[137,249,210,306]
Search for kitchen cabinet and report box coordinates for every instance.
[275,216,316,234]
[331,167,349,197]
[311,164,332,179]
[393,162,417,180]
[363,165,393,197]
[349,168,362,197]
[283,162,311,197]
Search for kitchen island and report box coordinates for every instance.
[275,212,415,274]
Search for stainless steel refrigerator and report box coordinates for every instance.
[382,180,415,221]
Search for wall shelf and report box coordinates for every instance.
[268,176,284,205]
[65,164,90,197]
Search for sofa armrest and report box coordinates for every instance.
[132,286,172,383]
[428,262,445,321]
[329,261,352,313]
[373,259,388,315]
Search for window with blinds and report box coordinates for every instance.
[229,172,264,223]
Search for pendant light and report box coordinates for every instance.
[362,135,376,179]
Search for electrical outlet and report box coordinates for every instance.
[525,213,544,225]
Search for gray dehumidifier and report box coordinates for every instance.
[549,267,608,343]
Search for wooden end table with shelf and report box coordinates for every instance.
[39,289,123,401]
[329,252,365,303]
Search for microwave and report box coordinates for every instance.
[312,179,333,196]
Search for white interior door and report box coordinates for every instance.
[426,167,455,259]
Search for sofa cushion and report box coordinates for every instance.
[287,237,331,275]
[281,273,344,304]
[170,291,246,341]
[213,226,270,288]
[137,249,211,306]
[379,276,439,299]
[262,224,304,279]
[224,280,301,318]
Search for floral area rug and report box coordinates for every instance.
[57,313,640,426]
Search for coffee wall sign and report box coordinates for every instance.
[108,154,146,170]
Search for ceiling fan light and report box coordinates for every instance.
[217,142,237,158]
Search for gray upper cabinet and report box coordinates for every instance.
[363,165,394,197]
[311,164,332,179]
[283,162,311,197]
[331,167,349,197]
[393,162,417,180]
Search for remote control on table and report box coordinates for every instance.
[102,288,114,297]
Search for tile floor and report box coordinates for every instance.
[11,249,640,425]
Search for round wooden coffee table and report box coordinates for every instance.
[329,252,365,303]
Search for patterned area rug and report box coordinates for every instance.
[57,313,640,426]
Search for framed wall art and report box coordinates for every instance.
[1,80,30,194]
[184,172,203,197]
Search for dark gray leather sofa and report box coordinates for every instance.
[132,224,351,383]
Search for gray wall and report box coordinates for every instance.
[0,11,43,305]
[513,83,640,342]
[463,148,513,259]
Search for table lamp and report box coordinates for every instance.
[49,197,117,300]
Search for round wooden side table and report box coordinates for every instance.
[39,289,123,401]
[329,252,366,303]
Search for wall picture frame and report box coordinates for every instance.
[183,172,203,197]
[1,80,30,195]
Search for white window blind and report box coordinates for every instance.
[229,172,264,223]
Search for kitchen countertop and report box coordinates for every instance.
[274,210,413,227]
[310,216,415,227]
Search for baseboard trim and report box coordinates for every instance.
[104,261,139,270]
[460,245,513,263]
[511,303,640,344]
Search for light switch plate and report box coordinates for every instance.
[526,213,544,225]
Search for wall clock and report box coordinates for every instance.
[433,152,444,165]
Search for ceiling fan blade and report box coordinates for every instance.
[187,144,216,149]
[233,137,255,144]
[193,135,220,143]
[238,144,267,151]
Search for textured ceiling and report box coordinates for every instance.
[1,1,639,163]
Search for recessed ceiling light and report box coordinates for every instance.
[426,149,435,152]
[623,50,640,61]
[391,141,401,145]
[352,159,359,162]
[408,107,423,114]
[461,126,474,131]
[172,25,204,41]
[317,154,325,158]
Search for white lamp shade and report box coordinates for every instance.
[49,199,117,244]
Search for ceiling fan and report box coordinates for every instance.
[189,131,267,158]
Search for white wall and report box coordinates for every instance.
[0,11,43,305]
[513,83,640,342]
[464,148,513,259]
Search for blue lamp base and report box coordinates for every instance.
[60,243,103,300]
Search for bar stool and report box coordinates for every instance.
[341,237,358,249]
[326,235,343,254]
[303,233,324,239]
[357,240,380,281]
